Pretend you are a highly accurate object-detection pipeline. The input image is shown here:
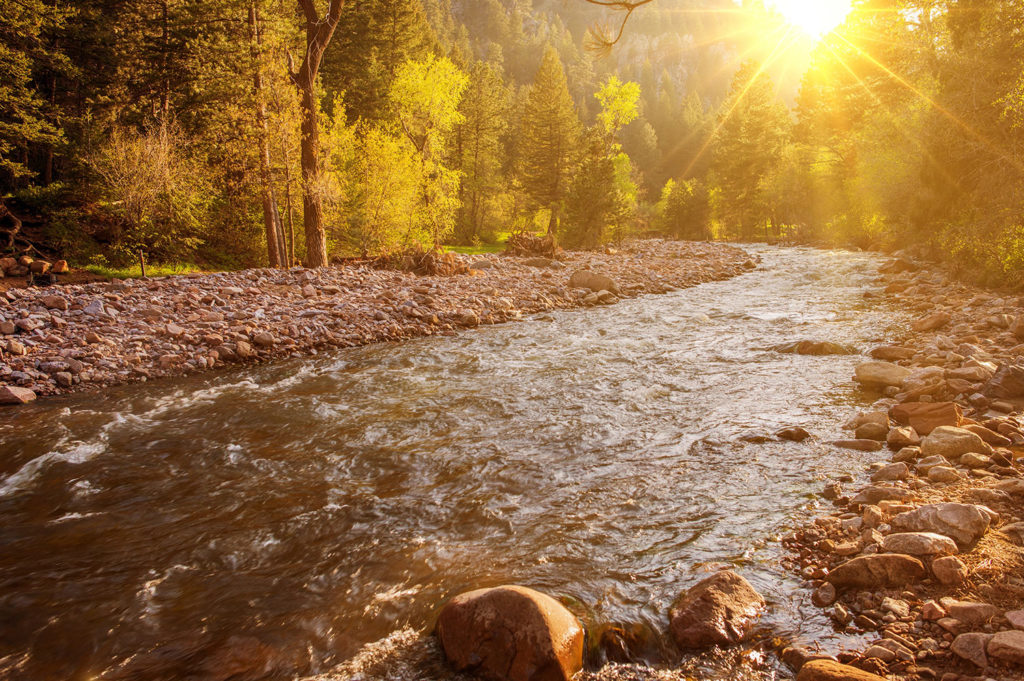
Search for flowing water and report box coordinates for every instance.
[0,246,906,681]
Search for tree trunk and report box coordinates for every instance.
[249,1,283,268]
[292,0,345,268]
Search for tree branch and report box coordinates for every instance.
[584,0,655,53]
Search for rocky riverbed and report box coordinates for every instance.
[781,255,1024,681]
[0,240,754,405]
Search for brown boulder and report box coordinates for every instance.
[568,270,619,294]
[984,364,1024,399]
[668,570,765,649]
[889,402,962,435]
[911,311,950,332]
[436,585,584,681]
[51,259,69,274]
[0,386,37,405]
[796,660,887,681]
[826,554,925,589]
[28,260,51,274]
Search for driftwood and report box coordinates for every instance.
[505,232,563,259]
[373,246,469,277]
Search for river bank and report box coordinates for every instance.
[783,254,1024,680]
[0,240,754,404]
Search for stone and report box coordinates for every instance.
[912,311,951,332]
[0,386,36,405]
[887,426,920,449]
[891,503,992,549]
[51,260,69,274]
[921,601,946,620]
[0,321,14,335]
[812,583,837,607]
[856,422,890,441]
[28,260,51,274]
[780,646,836,672]
[932,556,969,586]
[928,466,962,483]
[40,295,68,311]
[871,346,916,361]
[941,599,1001,626]
[984,364,1024,399]
[987,630,1024,665]
[892,446,921,463]
[960,452,992,469]
[850,486,913,506]
[881,597,910,618]
[568,270,619,294]
[252,332,275,348]
[436,585,584,681]
[668,570,765,649]
[890,402,962,435]
[235,341,254,359]
[999,522,1024,546]
[796,660,887,681]
[920,426,992,460]
[55,372,73,388]
[962,424,1012,447]
[952,632,992,668]
[165,323,185,337]
[777,426,812,442]
[880,532,958,557]
[846,411,889,430]
[1006,609,1024,630]
[825,554,925,589]
[871,462,909,482]
[855,361,912,389]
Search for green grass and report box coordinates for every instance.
[443,232,512,256]
[83,263,205,279]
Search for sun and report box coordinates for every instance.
[767,0,853,38]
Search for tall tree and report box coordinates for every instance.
[292,0,345,268]
[712,61,790,239]
[517,45,580,234]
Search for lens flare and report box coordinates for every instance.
[767,0,853,38]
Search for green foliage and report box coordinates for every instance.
[517,45,581,222]
[86,120,212,264]
[655,178,710,240]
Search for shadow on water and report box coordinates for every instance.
[0,246,905,680]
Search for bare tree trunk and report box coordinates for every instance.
[291,0,345,268]
[249,0,283,267]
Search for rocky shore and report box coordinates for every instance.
[781,254,1024,681]
[0,240,754,405]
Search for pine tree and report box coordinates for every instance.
[712,61,790,239]
[517,45,580,234]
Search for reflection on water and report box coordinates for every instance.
[0,246,902,680]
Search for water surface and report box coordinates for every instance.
[0,246,902,680]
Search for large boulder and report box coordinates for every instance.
[891,503,992,550]
[920,426,992,460]
[889,402,962,435]
[796,659,888,681]
[855,361,911,389]
[880,532,958,557]
[436,586,584,681]
[568,270,619,294]
[911,311,951,332]
[825,554,925,589]
[668,570,766,649]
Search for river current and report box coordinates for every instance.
[0,246,906,680]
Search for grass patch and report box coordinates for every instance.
[83,263,205,279]
[444,232,512,256]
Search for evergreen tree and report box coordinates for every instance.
[712,61,790,239]
[517,45,580,234]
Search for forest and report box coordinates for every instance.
[1,0,1023,284]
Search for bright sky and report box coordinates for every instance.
[766,0,854,38]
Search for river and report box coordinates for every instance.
[0,246,905,680]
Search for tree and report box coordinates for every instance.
[390,55,468,247]
[656,178,710,240]
[452,58,511,243]
[291,0,345,268]
[517,45,580,234]
[712,61,790,239]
